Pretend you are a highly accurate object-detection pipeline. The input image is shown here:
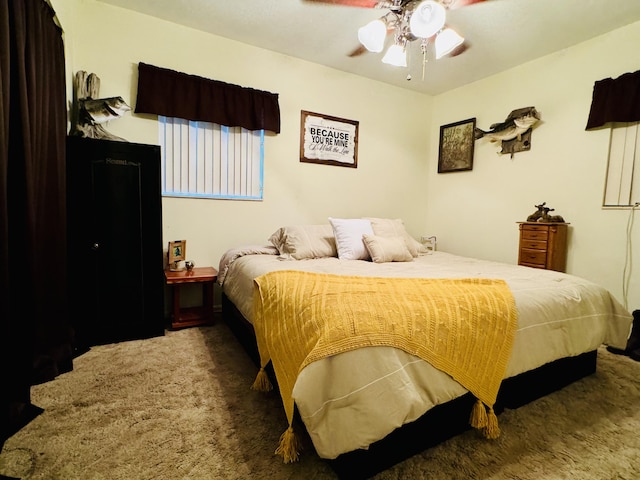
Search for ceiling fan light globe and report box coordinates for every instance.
[382,44,407,67]
[358,19,387,53]
[435,28,464,58]
[409,1,446,38]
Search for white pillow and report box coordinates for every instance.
[328,217,374,260]
[362,234,413,263]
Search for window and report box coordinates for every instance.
[603,122,640,208]
[159,116,264,200]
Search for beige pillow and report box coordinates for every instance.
[362,234,413,263]
[366,217,426,257]
[268,225,337,260]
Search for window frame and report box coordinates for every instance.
[603,121,640,209]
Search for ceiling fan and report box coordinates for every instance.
[305,0,486,79]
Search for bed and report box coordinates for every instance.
[218,219,632,478]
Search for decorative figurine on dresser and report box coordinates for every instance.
[518,202,569,272]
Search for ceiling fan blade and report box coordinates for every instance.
[446,0,487,9]
[303,0,382,7]
[447,42,468,57]
[348,45,369,57]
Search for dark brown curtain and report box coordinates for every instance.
[1,0,73,448]
[135,62,281,133]
[585,70,640,129]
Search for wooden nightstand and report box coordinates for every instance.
[517,222,568,272]
[164,266,218,329]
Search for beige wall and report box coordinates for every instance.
[428,21,640,310]
[54,0,431,275]
[54,0,640,311]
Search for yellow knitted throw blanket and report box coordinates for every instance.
[251,271,518,463]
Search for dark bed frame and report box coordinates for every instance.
[221,293,597,480]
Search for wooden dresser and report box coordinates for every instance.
[517,222,569,272]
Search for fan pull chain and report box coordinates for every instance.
[406,40,412,81]
[421,40,429,81]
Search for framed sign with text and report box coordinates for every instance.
[300,110,359,168]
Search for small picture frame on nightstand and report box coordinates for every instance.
[168,240,186,271]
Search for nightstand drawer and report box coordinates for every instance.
[519,249,547,265]
[521,239,547,250]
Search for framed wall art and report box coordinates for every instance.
[438,117,476,173]
[300,110,359,168]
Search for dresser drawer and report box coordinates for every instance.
[521,227,549,241]
[519,249,547,266]
[521,239,547,250]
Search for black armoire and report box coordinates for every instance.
[66,137,164,350]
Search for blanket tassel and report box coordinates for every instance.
[469,399,488,429]
[251,367,273,392]
[483,407,500,439]
[275,426,301,463]
[469,399,501,438]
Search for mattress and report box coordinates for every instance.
[220,249,632,459]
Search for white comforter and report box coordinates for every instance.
[220,250,632,459]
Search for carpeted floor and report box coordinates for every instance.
[1,320,639,480]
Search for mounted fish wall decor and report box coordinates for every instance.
[475,107,541,158]
[69,71,131,141]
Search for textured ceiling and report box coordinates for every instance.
[97,0,640,95]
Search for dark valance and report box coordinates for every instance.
[585,70,640,130]
[135,62,281,133]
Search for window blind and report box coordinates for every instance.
[604,122,640,207]
[159,116,264,200]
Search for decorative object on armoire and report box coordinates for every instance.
[438,117,476,173]
[517,221,569,272]
[168,240,187,271]
[185,260,195,271]
[66,137,164,349]
[475,107,541,158]
[69,71,131,141]
[526,202,566,223]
